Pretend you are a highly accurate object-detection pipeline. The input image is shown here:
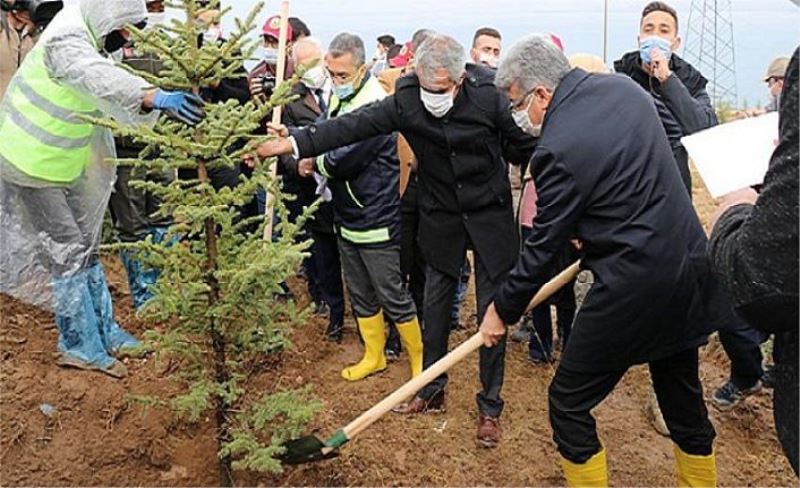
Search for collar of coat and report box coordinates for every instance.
[613,50,709,96]
[543,67,592,129]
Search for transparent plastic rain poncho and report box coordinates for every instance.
[0,0,158,311]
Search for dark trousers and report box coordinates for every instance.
[549,347,715,463]
[419,251,507,418]
[719,318,766,389]
[311,230,344,324]
[108,165,173,242]
[400,177,426,320]
[337,238,416,324]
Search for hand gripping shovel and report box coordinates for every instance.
[280,261,582,464]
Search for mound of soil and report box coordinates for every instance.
[1,170,795,486]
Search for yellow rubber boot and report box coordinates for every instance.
[396,316,423,377]
[341,312,387,381]
[560,449,608,487]
[674,445,716,487]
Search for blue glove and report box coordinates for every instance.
[152,90,205,126]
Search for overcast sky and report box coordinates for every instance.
[63,0,798,105]
[220,0,799,106]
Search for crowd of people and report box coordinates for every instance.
[0,0,797,484]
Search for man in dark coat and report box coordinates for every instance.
[280,37,345,342]
[257,34,536,448]
[708,48,799,475]
[481,34,719,486]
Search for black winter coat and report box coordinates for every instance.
[615,52,717,194]
[493,69,732,372]
[292,64,537,279]
[280,83,334,235]
[708,48,799,334]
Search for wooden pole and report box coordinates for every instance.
[263,0,291,241]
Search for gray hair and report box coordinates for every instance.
[328,32,366,67]
[495,34,571,94]
[411,28,436,51]
[415,34,467,84]
[292,36,323,65]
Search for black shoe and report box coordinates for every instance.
[712,379,762,411]
[761,366,775,389]
[325,318,343,343]
[314,301,331,318]
[385,325,402,362]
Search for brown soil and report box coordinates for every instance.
[1,171,796,487]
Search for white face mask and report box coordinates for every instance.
[478,52,500,69]
[263,47,279,65]
[420,88,455,118]
[146,12,166,28]
[512,94,542,137]
[203,25,223,43]
[302,65,328,90]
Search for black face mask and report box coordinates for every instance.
[103,30,128,53]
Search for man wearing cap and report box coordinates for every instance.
[256,34,537,448]
[736,56,790,118]
[248,14,295,101]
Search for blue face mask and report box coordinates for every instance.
[639,35,673,65]
[333,82,356,100]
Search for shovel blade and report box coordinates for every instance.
[279,435,340,465]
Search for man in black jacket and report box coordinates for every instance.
[257,34,536,448]
[280,36,345,342]
[614,1,717,195]
[708,48,799,475]
[616,0,765,419]
[481,34,719,485]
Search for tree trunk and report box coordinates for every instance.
[198,162,233,487]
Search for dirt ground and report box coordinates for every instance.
[1,171,797,487]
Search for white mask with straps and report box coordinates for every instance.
[302,65,328,91]
[512,94,542,137]
[420,88,454,118]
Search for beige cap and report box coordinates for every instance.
[764,56,790,81]
[568,53,610,74]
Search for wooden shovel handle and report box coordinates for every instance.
[341,261,582,440]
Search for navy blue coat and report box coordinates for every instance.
[494,69,733,372]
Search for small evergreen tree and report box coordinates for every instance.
[91,1,320,484]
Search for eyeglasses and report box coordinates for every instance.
[326,67,361,83]
[767,77,783,87]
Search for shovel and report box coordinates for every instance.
[280,261,582,465]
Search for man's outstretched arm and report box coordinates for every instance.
[256,95,401,159]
